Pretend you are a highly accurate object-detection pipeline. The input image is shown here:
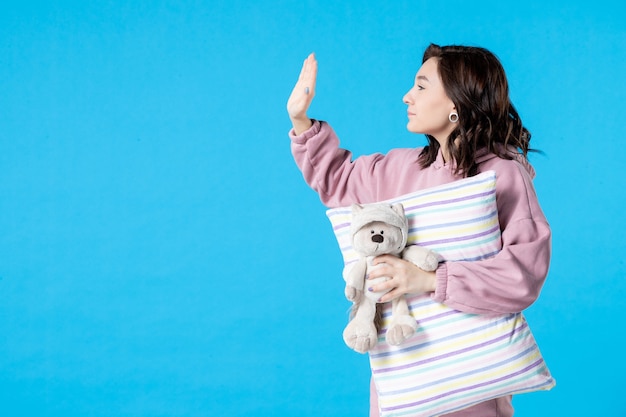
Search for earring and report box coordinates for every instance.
[449,112,459,123]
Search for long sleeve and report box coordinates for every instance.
[431,158,552,314]
[290,121,551,315]
[289,120,425,207]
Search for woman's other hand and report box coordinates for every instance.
[368,255,438,303]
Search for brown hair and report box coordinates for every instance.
[418,43,533,177]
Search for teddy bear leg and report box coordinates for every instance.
[386,297,418,346]
[343,299,378,354]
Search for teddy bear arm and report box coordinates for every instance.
[402,245,439,272]
[343,259,367,286]
[343,259,367,302]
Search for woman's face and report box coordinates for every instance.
[403,57,456,142]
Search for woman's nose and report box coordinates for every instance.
[403,91,412,104]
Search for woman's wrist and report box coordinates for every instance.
[408,269,437,294]
[290,116,313,135]
[423,270,437,293]
[406,266,437,294]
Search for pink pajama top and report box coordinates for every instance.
[289,120,551,315]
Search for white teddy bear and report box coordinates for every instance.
[342,203,439,353]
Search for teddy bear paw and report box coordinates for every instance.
[345,286,363,303]
[343,320,378,354]
[386,315,418,346]
[403,246,439,271]
[421,251,439,271]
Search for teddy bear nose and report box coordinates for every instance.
[371,234,384,243]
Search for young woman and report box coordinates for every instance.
[286,44,551,417]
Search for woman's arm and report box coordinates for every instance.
[368,160,551,315]
[431,161,552,314]
[287,53,375,207]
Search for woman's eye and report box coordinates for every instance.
[417,85,425,90]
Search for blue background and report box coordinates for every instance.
[1,1,625,416]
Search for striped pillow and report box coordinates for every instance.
[326,171,555,417]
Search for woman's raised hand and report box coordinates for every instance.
[287,53,317,135]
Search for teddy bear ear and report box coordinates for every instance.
[390,203,405,216]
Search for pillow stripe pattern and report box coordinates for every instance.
[370,298,553,416]
[326,171,555,417]
[328,172,501,266]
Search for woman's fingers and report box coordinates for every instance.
[287,53,317,122]
[372,254,400,266]
[378,288,402,304]
[303,53,317,92]
[367,260,396,294]
[368,255,438,301]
